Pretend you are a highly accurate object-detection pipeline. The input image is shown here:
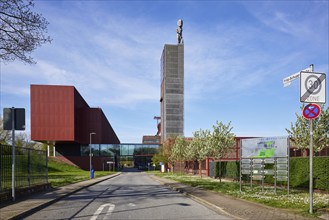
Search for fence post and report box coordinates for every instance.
[46,151,48,184]
[28,148,31,187]
[206,157,209,176]
[0,144,2,191]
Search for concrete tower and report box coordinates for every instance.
[160,20,184,143]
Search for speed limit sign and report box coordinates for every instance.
[300,71,326,104]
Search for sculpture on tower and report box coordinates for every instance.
[177,19,183,44]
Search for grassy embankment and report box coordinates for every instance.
[149,171,329,217]
[48,157,116,188]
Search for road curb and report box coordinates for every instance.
[185,192,244,220]
[8,173,121,220]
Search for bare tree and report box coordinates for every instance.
[0,0,51,64]
[0,117,11,144]
[15,132,42,149]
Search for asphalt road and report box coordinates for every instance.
[23,169,231,220]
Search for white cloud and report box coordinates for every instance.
[242,1,328,47]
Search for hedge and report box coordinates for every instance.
[289,157,329,190]
[215,157,329,191]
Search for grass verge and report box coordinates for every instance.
[149,171,329,217]
[48,157,116,188]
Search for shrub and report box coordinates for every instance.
[226,161,239,179]
[290,157,329,190]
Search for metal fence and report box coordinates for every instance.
[209,161,216,178]
[0,144,48,192]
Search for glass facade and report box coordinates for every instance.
[119,144,159,156]
[80,144,120,157]
[81,144,158,156]
[80,143,159,167]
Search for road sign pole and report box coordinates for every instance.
[11,107,15,201]
[302,103,321,214]
[309,119,313,214]
[309,64,313,214]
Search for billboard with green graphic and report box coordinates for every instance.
[241,136,289,158]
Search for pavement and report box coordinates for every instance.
[0,172,327,220]
[0,173,121,220]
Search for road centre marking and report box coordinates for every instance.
[90,203,115,220]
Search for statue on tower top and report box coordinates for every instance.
[177,19,183,44]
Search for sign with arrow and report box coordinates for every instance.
[302,103,321,120]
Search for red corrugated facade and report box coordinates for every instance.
[31,85,120,145]
[31,85,75,142]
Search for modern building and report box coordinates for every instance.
[30,85,120,171]
[30,85,160,170]
[160,44,184,143]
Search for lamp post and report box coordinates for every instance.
[89,132,96,179]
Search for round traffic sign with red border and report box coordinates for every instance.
[302,103,321,120]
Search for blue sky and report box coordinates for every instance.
[0,0,328,143]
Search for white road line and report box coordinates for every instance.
[90,203,115,220]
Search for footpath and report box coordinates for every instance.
[0,172,327,220]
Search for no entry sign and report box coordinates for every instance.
[302,103,321,120]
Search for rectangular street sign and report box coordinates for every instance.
[283,66,312,87]
[300,71,326,103]
[276,176,288,181]
[3,108,26,130]
[241,170,251,174]
[283,72,300,87]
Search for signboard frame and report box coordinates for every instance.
[239,136,290,194]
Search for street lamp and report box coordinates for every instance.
[89,132,96,179]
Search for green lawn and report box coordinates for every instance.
[149,171,329,217]
[48,158,116,187]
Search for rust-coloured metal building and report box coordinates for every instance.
[142,135,161,145]
[31,85,120,170]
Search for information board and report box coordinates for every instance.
[241,136,289,158]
